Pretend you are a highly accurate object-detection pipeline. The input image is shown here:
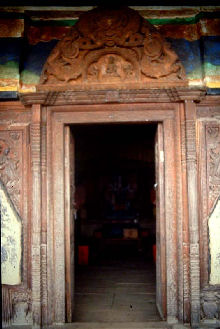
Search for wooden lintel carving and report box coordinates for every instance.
[39,6,187,90]
[20,87,206,106]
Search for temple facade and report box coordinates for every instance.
[1,5,220,329]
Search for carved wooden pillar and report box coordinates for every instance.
[164,118,178,324]
[41,107,48,326]
[185,101,200,328]
[180,104,190,323]
[31,104,42,328]
[174,105,184,322]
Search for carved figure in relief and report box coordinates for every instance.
[206,125,220,212]
[40,6,186,86]
[0,140,19,184]
[87,54,135,82]
[201,288,220,320]
[210,143,220,181]
[0,137,21,212]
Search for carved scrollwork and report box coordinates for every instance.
[206,124,220,212]
[40,6,186,87]
[0,131,22,213]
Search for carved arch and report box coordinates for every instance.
[39,6,187,89]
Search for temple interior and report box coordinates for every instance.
[72,123,159,322]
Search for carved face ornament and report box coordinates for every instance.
[144,33,163,60]
[0,140,10,169]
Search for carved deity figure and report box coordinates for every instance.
[40,6,186,87]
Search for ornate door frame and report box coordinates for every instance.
[22,97,201,327]
[18,81,205,328]
[48,102,180,325]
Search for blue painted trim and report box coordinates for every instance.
[0,91,18,99]
[207,88,220,95]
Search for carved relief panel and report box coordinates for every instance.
[0,109,31,328]
[0,130,23,214]
[39,6,186,89]
[198,117,220,323]
[206,124,220,213]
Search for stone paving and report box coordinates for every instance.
[73,251,160,323]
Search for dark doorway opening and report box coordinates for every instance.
[71,123,160,322]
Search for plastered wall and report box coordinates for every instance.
[209,198,220,285]
[1,179,22,285]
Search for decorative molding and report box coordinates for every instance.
[190,243,201,319]
[41,108,48,325]
[197,96,220,108]
[197,106,220,119]
[180,105,190,322]
[2,286,13,328]
[185,101,201,327]
[38,6,187,91]
[20,87,206,106]
[30,104,42,327]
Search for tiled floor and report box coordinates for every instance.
[73,249,161,323]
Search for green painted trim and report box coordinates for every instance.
[0,61,19,79]
[29,17,197,27]
[203,62,220,76]
[30,19,78,27]
[20,69,40,84]
[1,10,218,26]
[148,11,220,25]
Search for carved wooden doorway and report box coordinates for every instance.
[47,103,180,324]
[67,122,161,322]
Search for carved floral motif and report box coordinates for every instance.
[206,125,220,212]
[40,6,186,86]
[0,131,22,213]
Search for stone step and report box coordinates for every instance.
[48,322,172,329]
[11,322,191,329]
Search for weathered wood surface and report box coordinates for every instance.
[48,103,181,325]
[41,107,48,326]
[197,104,220,323]
[31,104,42,328]
[64,126,75,322]
[174,105,184,322]
[155,123,166,319]
[1,95,220,328]
[20,88,206,106]
[163,118,178,324]
[45,107,54,326]
[185,101,200,328]
[52,119,66,323]
[0,102,32,327]
[180,104,190,323]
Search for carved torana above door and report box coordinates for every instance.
[39,6,187,90]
